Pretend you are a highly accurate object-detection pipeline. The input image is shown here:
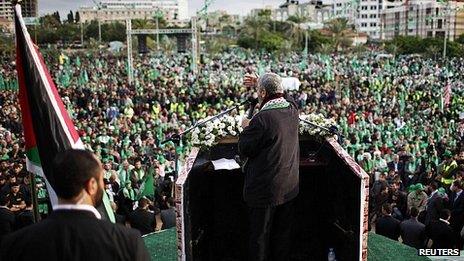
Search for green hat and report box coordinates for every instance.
[443,150,453,158]
[408,184,417,193]
[437,187,447,196]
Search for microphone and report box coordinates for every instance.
[247,93,259,119]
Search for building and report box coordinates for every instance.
[455,1,464,38]
[199,10,241,34]
[250,5,273,17]
[78,0,189,25]
[0,0,38,20]
[380,0,460,41]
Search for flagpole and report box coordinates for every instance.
[30,172,40,223]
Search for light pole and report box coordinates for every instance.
[443,1,450,59]
[98,18,102,43]
[80,21,84,46]
[154,9,163,51]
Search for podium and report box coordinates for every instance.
[175,136,369,261]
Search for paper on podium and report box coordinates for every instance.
[211,158,240,170]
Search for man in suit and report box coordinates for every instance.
[425,182,445,225]
[160,197,176,230]
[128,197,159,235]
[387,154,403,174]
[448,180,464,248]
[375,203,401,240]
[0,149,150,261]
[400,207,426,249]
[239,73,299,261]
[425,209,457,249]
[0,195,14,245]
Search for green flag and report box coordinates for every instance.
[137,171,155,200]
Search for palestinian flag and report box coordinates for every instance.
[14,4,115,222]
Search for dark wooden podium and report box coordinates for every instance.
[175,136,369,261]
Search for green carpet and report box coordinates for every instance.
[368,232,431,261]
[143,228,177,261]
[143,229,433,261]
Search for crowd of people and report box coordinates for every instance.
[1,48,464,249]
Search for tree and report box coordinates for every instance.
[260,31,285,52]
[456,34,464,45]
[0,34,14,57]
[52,11,61,23]
[40,13,61,28]
[75,12,80,23]
[102,22,126,42]
[241,14,270,49]
[67,11,74,24]
[284,14,309,49]
[325,18,352,51]
[132,19,154,53]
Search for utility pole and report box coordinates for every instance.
[80,21,84,46]
[191,16,198,75]
[126,19,133,85]
[98,18,102,43]
[154,9,163,51]
[91,0,102,43]
[443,0,449,60]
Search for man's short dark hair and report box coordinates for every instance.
[430,182,439,191]
[139,198,149,208]
[440,209,451,220]
[382,203,392,214]
[52,149,101,200]
[166,197,174,207]
[453,180,463,190]
[410,207,419,218]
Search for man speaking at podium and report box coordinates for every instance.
[239,73,300,261]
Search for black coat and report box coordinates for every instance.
[0,209,150,261]
[238,98,299,208]
[161,208,176,230]
[448,191,464,232]
[400,218,426,249]
[425,220,456,249]
[0,207,15,244]
[425,192,445,225]
[375,215,401,241]
[128,208,156,236]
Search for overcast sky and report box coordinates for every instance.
[38,0,285,18]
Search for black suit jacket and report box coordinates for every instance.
[425,193,444,225]
[449,191,464,231]
[376,215,401,241]
[128,208,156,236]
[400,218,426,249]
[0,209,150,261]
[425,220,456,249]
[238,98,299,207]
[161,208,176,230]
[0,207,15,244]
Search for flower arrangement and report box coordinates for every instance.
[299,113,338,137]
[190,114,337,149]
[191,115,243,149]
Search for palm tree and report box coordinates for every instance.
[243,13,270,49]
[132,19,154,54]
[285,14,309,49]
[325,18,352,51]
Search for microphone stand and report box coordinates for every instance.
[161,101,247,181]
